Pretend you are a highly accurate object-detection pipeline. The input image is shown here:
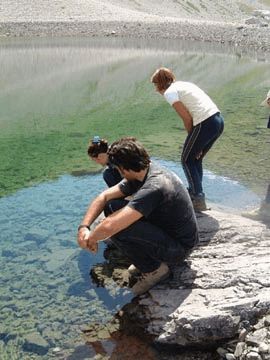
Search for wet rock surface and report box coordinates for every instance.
[91,209,270,359]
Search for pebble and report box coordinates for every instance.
[239,328,248,341]
[234,342,246,357]
[258,342,269,353]
[246,351,262,360]
[217,314,270,360]
[225,353,236,360]
[264,315,270,327]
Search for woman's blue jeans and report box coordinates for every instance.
[181,112,224,197]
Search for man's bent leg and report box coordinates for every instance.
[112,220,195,295]
[111,220,189,273]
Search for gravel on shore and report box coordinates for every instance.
[0,0,269,56]
[0,19,269,57]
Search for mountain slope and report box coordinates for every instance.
[0,0,269,23]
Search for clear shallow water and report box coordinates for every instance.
[0,158,259,358]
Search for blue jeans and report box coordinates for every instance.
[181,112,224,196]
[104,200,197,273]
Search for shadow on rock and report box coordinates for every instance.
[196,211,220,246]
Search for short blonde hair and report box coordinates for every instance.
[151,67,175,92]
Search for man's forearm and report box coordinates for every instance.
[77,185,127,251]
[88,205,142,246]
[79,184,125,229]
[80,193,106,228]
[86,216,117,252]
[88,221,112,244]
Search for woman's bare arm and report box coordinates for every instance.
[172,101,193,133]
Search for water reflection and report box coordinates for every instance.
[0,36,269,197]
[0,158,259,358]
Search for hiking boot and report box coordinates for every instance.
[131,262,170,296]
[127,264,140,275]
[192,194,208,212]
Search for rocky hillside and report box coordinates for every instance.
[102,0,268,22]
[0,0,269,23]
[0,0,269,54]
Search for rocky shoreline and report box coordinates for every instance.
[90,209,270,359]
[0,0,269,57]
[0,19,270,56]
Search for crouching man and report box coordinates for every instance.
[77,137,199,296]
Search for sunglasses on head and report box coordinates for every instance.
[92,135,101,144]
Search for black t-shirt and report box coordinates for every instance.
[119,162,198,247]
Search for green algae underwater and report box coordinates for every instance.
[0,37,269,199]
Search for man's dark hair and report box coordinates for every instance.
[108,137,150,172]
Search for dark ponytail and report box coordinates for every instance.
[87,137,109,157]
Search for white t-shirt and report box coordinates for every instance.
[164,81,219,126]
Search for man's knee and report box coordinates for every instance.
[111,220,153,244]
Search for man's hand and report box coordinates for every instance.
[87,236,98,253]
[77,228,98,253]
[77,228,91,249]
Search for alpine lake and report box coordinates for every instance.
[0,37,269,359]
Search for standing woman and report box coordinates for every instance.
[151,67,224,211]
[88,136,122,187]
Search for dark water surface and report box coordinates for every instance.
[0,36,268,359]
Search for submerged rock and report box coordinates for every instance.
[24,229,49,245]
[23,331,50,355]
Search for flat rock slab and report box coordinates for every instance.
[120,210,270,347]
